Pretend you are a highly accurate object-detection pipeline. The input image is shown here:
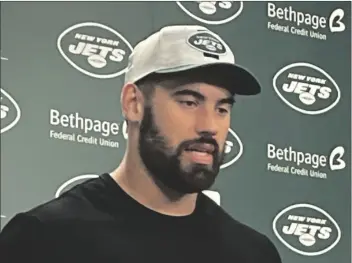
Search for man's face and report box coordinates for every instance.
[138,82,233,194]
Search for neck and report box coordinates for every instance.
[110,145,198,217]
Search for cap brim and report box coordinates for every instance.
[155,62,261,96]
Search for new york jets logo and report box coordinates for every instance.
[187,31,227,55]
[273,62,340,115]
[273,203,341,256]
[57,22,133,79]
[1,88,21,134]
[176,1,244,25]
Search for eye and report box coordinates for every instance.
[179,100,198,108]
[218,107,229,115]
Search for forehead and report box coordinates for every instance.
[157,81,233,98]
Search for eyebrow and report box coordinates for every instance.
[171,89,235,107]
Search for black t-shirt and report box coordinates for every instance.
[0,173,282,263]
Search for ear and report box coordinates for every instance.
[120,82,145,123]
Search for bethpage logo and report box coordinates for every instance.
[55,174,221,206]
[273,62,340,115]
[57,22,133,79]
[267,143,346,180]
[267,2,345,41]
[49,109,124,149]
[176,1,243,25]
[1,88,21,134]
[273,203,341,256]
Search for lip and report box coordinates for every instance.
[184,150,213,165]
[185,143,215,154]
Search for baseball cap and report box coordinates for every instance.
[124,25,261,96]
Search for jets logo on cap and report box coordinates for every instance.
[187,31,227,55]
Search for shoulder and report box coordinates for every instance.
[3,174,107,230]
[0,212,49,262]
[201,194,282,263]
[0,175,110,261]
[30,175,110,222]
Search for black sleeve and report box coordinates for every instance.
[0,213,49,263]
[262,235,283,263]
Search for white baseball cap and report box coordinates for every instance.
[124,25,261,96]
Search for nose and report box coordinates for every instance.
[195,109,218,138]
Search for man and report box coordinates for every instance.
[0,25,282,263]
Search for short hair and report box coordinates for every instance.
[124,72,180,126]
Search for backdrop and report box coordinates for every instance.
[1,1,351,263]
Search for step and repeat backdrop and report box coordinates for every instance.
[1,1,351,263]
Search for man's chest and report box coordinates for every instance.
[50,223,235,263]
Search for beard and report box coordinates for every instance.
[138,106,226,194]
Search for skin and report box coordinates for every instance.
[111,78,234,217]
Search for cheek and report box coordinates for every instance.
[153,105,194,146]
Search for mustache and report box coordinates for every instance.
[144,133,220,156]
[179,137,220,155]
